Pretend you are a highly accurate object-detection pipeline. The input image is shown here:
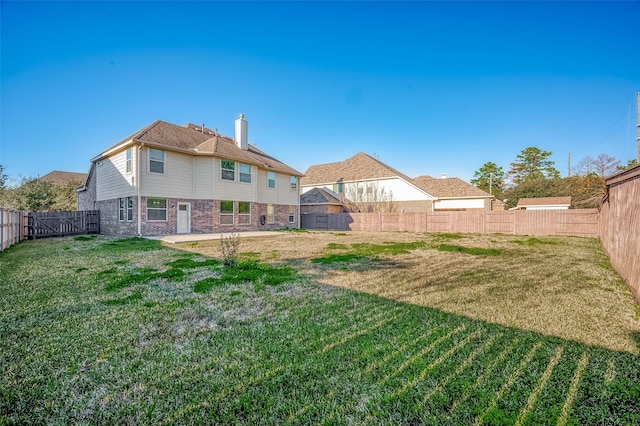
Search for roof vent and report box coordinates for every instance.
[441,173,447,179]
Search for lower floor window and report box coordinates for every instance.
[288,205,296,223]
[238,201,251,224]
[118,197,133,221]
[220,200,234,225]
[267,204,275,224]
[147,198,167,221]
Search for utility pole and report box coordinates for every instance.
[637,92,640,160]
[567,152,571,177]
[489,173,493,196]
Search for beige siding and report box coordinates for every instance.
[257,170,299,204]
[96,149,135,201]
[141,149,194,199]
[194,157,215,199]
[212,160,258,202]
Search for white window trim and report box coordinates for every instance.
[267,171,276,189]
[148,149,165,174]
[221,160,235,181]
[147,197,168,222]
[125,148,132,174]
[288,206,296,223]
[267,204,275,224]
[290,176,297,191]
[220,200,234,226]
[239,163,252,184]
[238,201,251,225]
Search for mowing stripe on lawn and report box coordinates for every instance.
[421,332,501,404]
[557,352,589,426]
[515,345,564,426]
[320,312,404,353]
[393,328,484,398]
[604,357,616,384]
[474,341,542,425]
[376,325,467,388]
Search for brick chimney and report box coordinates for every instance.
[235,114,248,150]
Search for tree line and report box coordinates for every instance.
[0,165,81,211]
[470,148,637,209]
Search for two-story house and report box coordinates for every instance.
[78,115,303,236]
[300,152,494,213]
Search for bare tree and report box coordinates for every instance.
[573,153,620,178]
[342,182,396,213]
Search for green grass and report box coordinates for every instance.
[1,235,639,424]
[435,243,502,256]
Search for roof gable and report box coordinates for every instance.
[301,152,414,185]
[300,187,344,205]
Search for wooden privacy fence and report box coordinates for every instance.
[301,209,599,237]
[0,207,26,252]
[27,210,100,239]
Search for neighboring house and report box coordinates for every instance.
[510,196,572,211]
[300,187,346,214]
[39,170,87,186]
[300,152,494,212]
[301,152,435,212]
[78,115,303,236]
[412,175,494,211]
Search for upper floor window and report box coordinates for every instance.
[149,149,165,174]
[220,200,234,225]
[238,201,251,224]
[125,148,132,173]
[221,160,235,181]
[239,163,252,183]
[147,197,167,221]
[267,171,276,189]
[333,182,343,194]
[290,176,297,191]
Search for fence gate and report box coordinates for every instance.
[27,210,100,239]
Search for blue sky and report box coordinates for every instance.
[1,1,639,184]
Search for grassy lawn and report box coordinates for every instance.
[1,232,639,424]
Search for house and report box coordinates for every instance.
[412,175,494,211]
[300,152,494,212]
[77,115,303,236]
[510,196,572,210]
[300,187,346,214]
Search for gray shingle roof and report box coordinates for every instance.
[413,175,492,198]
[39,170,87,185]
[301,152,414,185]
[300,187,343,205]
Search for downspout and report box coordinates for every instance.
[137,142,144,236]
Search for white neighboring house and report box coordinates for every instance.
[510,196,572,210]
[300,152,494,212]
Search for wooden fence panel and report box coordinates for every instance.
[0,207,26,252]
[300,209,599,238]
[27,210,100,239]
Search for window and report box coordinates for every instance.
[147,198,167,221]
[238,201,251,224]
[266,204,274,224]
[118,198,125,221]
[333,182,343,193]
[288,205,295,223]
[220,200,234,225]
[221,160,235,181]
[127,197,133,221]
[290,176,297,191]
[239,163,252,183]
[125,148,132,173]
[118,197,134,221]
[267,171,276,189]
[149,149,165,174]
